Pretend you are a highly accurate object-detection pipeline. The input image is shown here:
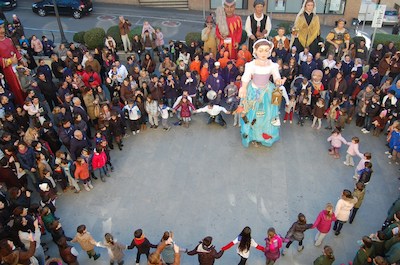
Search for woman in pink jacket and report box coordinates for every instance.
[30,35,43,55]
[264,227,283,265]
[311,203,337,246]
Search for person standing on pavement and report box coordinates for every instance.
[282,213,312,255]
[313,245,335,265]
[333,189,358,236]
[119,16,131,53]
[311,203,336,246]
[221,226,264,265]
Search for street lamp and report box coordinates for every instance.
[52,0,68,44]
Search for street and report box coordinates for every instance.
[4,0,392,44]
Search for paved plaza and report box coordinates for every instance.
[42,113,399,265]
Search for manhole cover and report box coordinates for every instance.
[161,21,181,27]
[98,15,117,21]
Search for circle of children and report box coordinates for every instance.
[0,9,399,265]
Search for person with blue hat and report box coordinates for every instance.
[0,19,26,105]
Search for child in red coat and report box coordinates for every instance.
[74,157,93,191]
[91,147,109,182]
[173,96,196,128]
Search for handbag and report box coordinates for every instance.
[94,104,100,118]
[271,87,283,106]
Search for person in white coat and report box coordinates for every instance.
[333,189,358,236]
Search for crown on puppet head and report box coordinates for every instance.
[223,0,236,6]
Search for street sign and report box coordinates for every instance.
[371,4,386,28]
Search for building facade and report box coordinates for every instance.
[189,0,362,25]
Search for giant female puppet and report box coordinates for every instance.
[0,19,26,105]
[292,0,322,56]
[238,39,288,147]
[215,0,242,60]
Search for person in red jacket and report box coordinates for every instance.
[91,147,109,182]
[221,226,264,265]
[74,157,93,192]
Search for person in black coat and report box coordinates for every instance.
[41,121,62,154]
[37,72,58,110]
[108,111,125,150]
[299,55,317,80]
[58,120,75,150]
[187,236,224,265]
[127,229,157,264]
[69,130,91,161]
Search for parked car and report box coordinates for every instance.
[383,9,399,26]
[32,0,93,19]
[0,0,17,10]
[358,5,399,26]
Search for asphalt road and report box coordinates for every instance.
[3,0,392,44]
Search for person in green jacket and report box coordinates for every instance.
[350,182,366,224]
[382,197,400,229]
[353,236,375,265]
[385,241,400,264]
[313,245,335,265]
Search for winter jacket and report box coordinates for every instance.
[312,210,337,233]
[352,246,375,265]
[334,197,358,221]
[264,235,282,261]
[285,221,312,241]
[312,103,325,119]
[389,131,400,152]
[145,100,159,116]
[103,241,126,262]
[327,133,348,148]
[16,147,36,170]
[127,237,157,254]
[74,162,90,180]
[109,117,125,137]
[69,137,90,161]
[173,101,195,118]
[71,232,98,251]
[347,142,363,157]
[187,243,224,265]
[314,254,335,265]
[353,188,366,208]
[91,151,107,170]
[221,237,264,259]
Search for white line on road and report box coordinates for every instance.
[24,27,78,33]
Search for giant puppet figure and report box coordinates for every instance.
[292,0,322,56]
[215,0,242,60]
[238,39,288,148]
[244,0,271,54]
[0,19,26,105]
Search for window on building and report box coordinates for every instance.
[211,0,247,9]
[267,0,346,14]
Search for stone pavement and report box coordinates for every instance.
[42,113,399,265]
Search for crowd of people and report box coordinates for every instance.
[0,0,399,264]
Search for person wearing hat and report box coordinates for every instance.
[215,0,242,60]
[202,15,218,56]
[292,0,322,56]
[245,0,271,54]
[0,19,27,106]
[205,68,225,104]
[325,18,350,60]
[187,236,224,264]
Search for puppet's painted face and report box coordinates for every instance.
[224,3,236,17]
